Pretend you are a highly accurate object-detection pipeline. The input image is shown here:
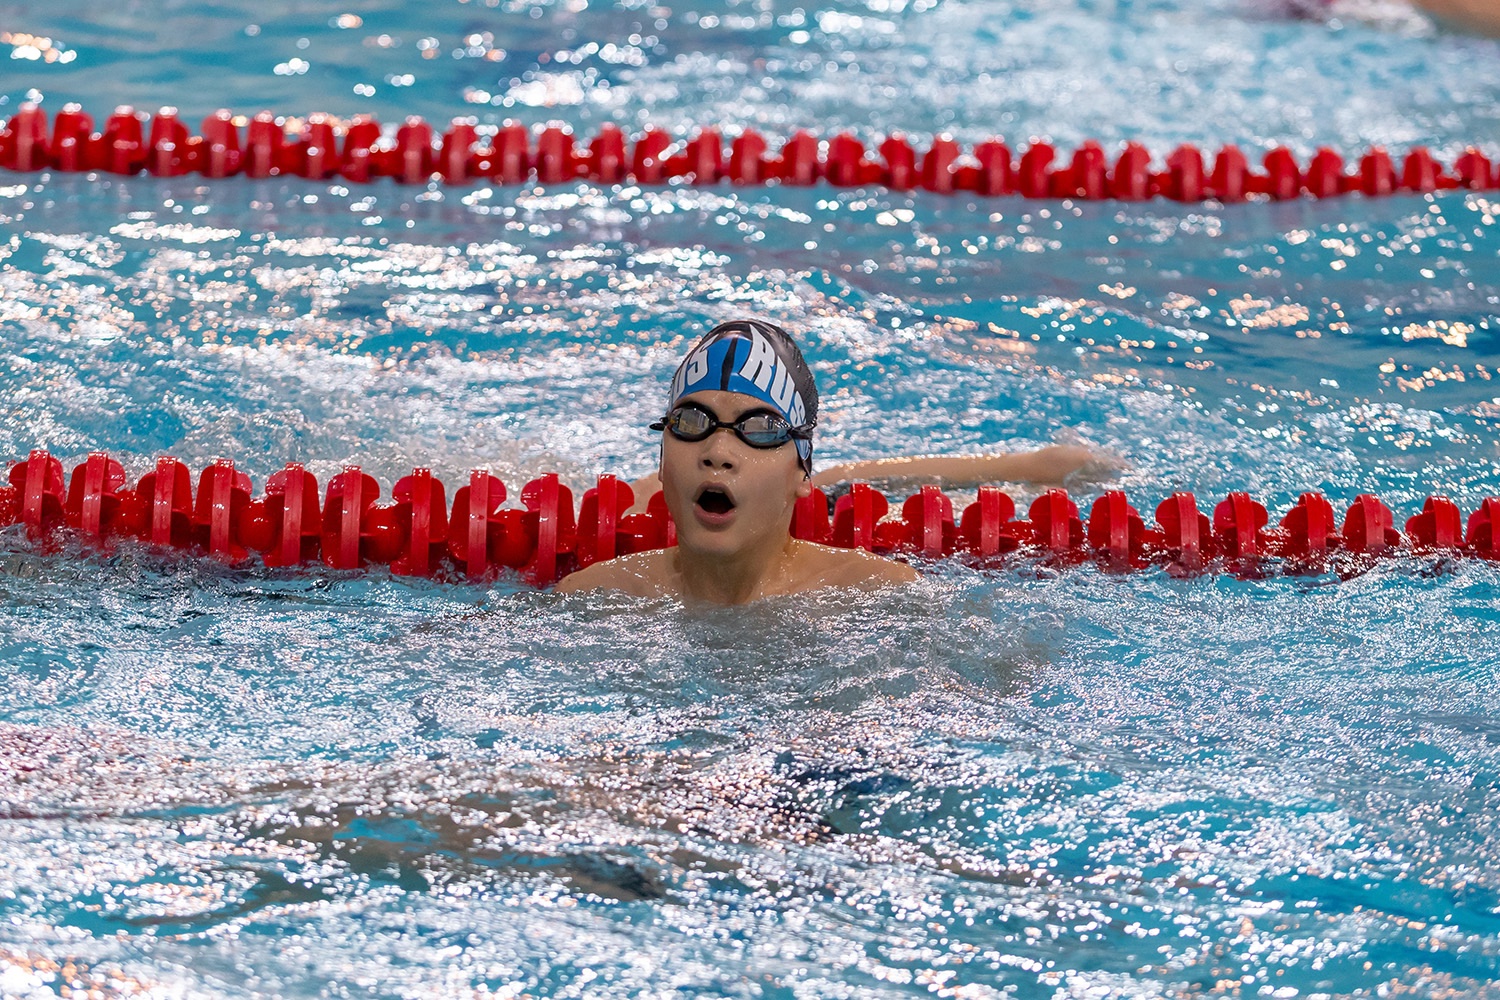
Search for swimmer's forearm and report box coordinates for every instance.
[628,445,1098,514]
[811,445,1096,488]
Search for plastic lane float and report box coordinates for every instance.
[1,104,1497,201]
[4,449,1497,585]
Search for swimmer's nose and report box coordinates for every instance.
[698,430,736,469]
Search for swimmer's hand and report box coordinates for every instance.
[1049,432,1129,483]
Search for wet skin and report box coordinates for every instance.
[557,390,918,603]
[657,391,811,563]
[1411,0,1500,35]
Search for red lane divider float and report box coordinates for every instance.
[3,449,1498,583]
[1,103,1496,200]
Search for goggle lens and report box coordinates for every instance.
[655,405,796,449]
[669,406,716,440]
[735,412,789,446]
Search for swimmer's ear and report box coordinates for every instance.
[794,473,813,499]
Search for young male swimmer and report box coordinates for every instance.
[558,319,1096,603]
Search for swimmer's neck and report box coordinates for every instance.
[671,535,798,605]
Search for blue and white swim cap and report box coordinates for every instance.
[667,319,819,472]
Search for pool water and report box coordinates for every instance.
[3,1,1500,997]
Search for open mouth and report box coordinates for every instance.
[695,485,736,516]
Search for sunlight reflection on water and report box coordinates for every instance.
[3,0,1500,995]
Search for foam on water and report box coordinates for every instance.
[3,0,1500,997]
[4,550,1499,996]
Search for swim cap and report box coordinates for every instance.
[666,319,819,473]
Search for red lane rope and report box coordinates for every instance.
[4,448,1497,584]
[1,103,1496,200]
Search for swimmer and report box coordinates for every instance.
[1409,0,1500,35]
[1261,0,1500,35]
[558,319,1100,604]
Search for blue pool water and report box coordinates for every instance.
[2,1,1500,997]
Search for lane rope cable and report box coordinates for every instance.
[1,103,1497,200]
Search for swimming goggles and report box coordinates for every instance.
[650,403,810,449]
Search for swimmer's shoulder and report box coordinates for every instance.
[556,542,917,599]
[787,539,920,591]
[555,548,677,597]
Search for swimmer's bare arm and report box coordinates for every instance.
[628,444,1103,510]
[811,443,1099,489]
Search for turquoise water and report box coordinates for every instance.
[3,1,1500,997]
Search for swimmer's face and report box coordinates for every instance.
[658,389,812,559]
